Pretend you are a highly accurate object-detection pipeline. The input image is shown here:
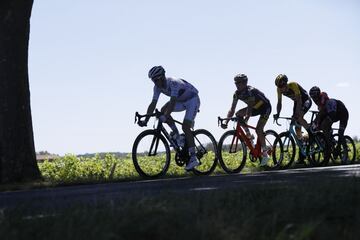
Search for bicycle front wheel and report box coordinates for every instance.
[132,130,170,178]
[307,131,329,167]
[277,131,296,169]
[192,129,218,176]
[218,130,247,174]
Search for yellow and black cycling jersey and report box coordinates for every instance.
[277,82,309,102]
[233,85,271,110]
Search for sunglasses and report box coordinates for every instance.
[152,76,163,83]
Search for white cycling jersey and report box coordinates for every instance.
[152,77,199,102]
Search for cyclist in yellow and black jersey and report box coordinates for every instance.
[274,74,312,140]
[221,74,272,166]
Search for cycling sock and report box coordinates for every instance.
[188,147,196,156]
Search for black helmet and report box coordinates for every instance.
[234,74,248,84]
[275,74,288,87]
[148,66,165,79]
[309,86,321,99]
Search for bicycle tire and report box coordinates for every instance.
[331,134,356,164]
[191,129,218,176]
[277,131,296,169]
[345,135,357,164]
[263,130,283,170]
[132,129,170,178]
[218,130,247,174]
[307,131,330,167]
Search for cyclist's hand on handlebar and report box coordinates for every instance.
[273,113,279,120]
[138,120,148,127]
[221,123,228,129]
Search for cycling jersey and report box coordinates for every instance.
[317,99,348,129]
[277,82,309,103]
[152,77,198,102]
[313,92,329,110]
[233,85,271,110]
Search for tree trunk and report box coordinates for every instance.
[0,0,41,183]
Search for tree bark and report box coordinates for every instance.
[0,0,41,183]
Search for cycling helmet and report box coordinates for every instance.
[309,86,321,99]
[234,74,248,84]
[275,74,288,87]
[148,66,165,79]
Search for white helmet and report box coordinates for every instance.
[148,66,165,79]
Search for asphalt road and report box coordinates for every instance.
[1,164,359,211]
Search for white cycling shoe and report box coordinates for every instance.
[185,156,200,171]
[260,152,270,167]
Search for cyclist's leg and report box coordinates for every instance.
[161,102,182,134]
[255,106,271,151]
[292,102,304,139]
[296,99,311,163]
[320,116,333,142]
[338,105,349,162]
[183,96,200,169]
[296,99,312,134]
[235,107,251,136]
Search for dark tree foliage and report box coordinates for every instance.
[0,0,41,183]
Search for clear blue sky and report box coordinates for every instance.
[29,0,360,155]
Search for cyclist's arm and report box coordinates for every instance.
[145,86,160,121]
[227,94,238,118]
[276,88,282,115]
[294,94,302,117]
[145,100,157,122]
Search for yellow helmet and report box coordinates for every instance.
[275,74,288,87]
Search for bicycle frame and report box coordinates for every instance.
[135,110,207,157]
[275,112,325,157]
[235,121,263,158]
[218,117,263,158]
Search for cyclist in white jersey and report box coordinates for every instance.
[138,66,201,171]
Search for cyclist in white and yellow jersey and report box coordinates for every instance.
[138,66,201,171]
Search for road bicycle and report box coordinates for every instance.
[217,116,283,174]
[329,128,356,165]
[307,110,356,165]
[132,110,218,178]
[274,111,330,168]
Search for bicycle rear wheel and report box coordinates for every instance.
[263,130,283,169]
[276,131,296,169]
[331,134,356,164]
[307,131,330,167]
[132,129,170,178]
[218,130,247,174]
[192,129,218,176]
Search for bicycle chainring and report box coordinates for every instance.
[175,149,189,167]
[249,153,258,163]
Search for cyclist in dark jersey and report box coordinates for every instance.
[309,86,349,163]
[221,74,272,166]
